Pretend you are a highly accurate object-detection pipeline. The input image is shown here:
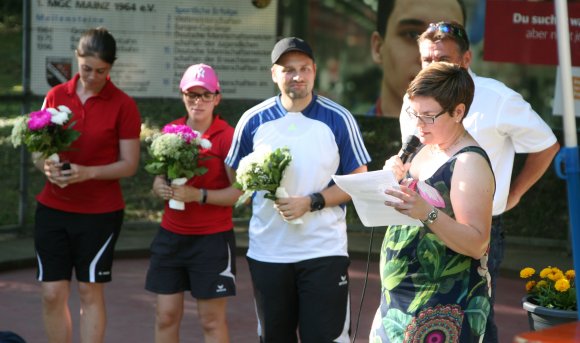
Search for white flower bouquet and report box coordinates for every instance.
[234,146,301,224]
[144,124,212,210]
[10,105,80,163]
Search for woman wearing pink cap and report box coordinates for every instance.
[145,64,242,343]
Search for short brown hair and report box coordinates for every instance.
[406,62,474,119]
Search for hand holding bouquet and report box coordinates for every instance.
[10,105,80,163]
[144,124,212,210]
[234,146,302,224]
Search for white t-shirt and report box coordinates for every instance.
[226,94,371,263]
[400,69,557,216]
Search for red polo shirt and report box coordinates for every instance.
[37,74,141,213]
[160,115,235,235]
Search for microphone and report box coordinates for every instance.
[399,135,421,163]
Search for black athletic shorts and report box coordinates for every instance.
[34,202,124,283]
[247,255,351,343]
[145,227,236,299]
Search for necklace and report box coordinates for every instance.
[431,130,467,154]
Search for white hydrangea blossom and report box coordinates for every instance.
[236,145,272,189]
[149,133,184,159]
[10,116,28,147]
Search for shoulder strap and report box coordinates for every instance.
[452,146,496,194]
[453,146,491,167]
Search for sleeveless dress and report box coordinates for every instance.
[369,146,494,343]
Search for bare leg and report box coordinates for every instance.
[78,282,106,343]
[155,293,184,343]
[197,297,230,343]
[41,280,72,343]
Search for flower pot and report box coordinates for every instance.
[522,295,577,331]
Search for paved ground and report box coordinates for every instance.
[0,225,571,342]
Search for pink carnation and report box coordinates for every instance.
[27,110,52,131]
[162,124,198,143]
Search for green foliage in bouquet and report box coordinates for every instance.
[144,124,211,180]
[10,106,80,158]
[234,146,292,206]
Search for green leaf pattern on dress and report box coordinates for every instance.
[383,308,413,342]
[372,146,493,342]
[466,296,491,336]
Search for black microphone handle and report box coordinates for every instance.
[399,135,421,163]
[399,151,411,164]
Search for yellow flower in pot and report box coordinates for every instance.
[520,266,576,311]
[520,266,577,331]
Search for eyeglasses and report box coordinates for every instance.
[405,106,447,124]
[426,22,469,45]
[182,92,217,102]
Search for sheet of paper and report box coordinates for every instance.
[333,170,423,227]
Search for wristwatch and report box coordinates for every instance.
[199,188,207,205]
[421,207,439,225]
[309,192,325,212]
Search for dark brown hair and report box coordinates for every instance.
[76,27,117,65]
[406,61,474,119]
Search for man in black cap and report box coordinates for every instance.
[226,37,370,342]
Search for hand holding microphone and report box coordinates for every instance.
[384,135,421,181]
[399,135,421,163]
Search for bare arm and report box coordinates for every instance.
[385,153,494,259]
[320,165,368,207]
[170,166,243,206]
[505,142,559,212]
[440,153,495,258]
[40,138,140,186]
[67,139,141,185]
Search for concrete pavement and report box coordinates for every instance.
[0,222,572,342]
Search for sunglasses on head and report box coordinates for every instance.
[426,22,469,45]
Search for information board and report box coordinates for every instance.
[30,0,278,99]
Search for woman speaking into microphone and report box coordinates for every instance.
[371,62,495,342]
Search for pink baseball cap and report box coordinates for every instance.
[179,64,221,93]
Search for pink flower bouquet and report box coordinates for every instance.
[144,124,212,210]
[10,105,80,162]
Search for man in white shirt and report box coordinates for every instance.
[226,37,370,342]
[399,21,560,342]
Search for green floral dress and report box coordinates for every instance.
[369,146,493,343]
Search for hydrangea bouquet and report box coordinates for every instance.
[144,124,212,210]
[10,105,80,163]
[234,146,301,224]
[520,266,576,311]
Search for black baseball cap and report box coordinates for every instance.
[271,37,314,64]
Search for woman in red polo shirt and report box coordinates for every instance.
[34,27,141,343]
[146,64,242,343]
